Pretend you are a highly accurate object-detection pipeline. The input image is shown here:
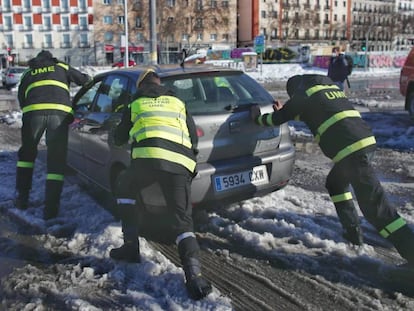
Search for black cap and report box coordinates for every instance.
[286,75,303,98]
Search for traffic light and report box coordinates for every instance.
[361,43,366,51]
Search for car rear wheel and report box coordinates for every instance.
[407,91,414,118]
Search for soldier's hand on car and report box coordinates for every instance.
[250,104,261,121]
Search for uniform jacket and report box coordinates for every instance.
[327,54,349,83]
[17,51,90,117]
[114,81,198,175]
[255,74,376,163]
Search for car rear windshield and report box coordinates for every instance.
[162,73,273,115]
[10,68,26,74]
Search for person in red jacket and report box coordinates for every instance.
[15,50,90,219]
[110,67,212,300]
[251,74,414,267]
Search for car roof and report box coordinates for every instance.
[95,64,244,80]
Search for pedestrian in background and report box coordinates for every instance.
[250,74,414,267]
[327,47,350,91]
[15,50,90,220]
[111,67,212,300]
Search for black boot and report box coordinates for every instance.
[183,257,212,300]
[110,240,141,263]
[387,224,414,265]
[335,201,363,245]
[178,235,212,300]
[44,179,63,220]
[110,215,140,263]
[44,204,59,220]
[343,225,364,245]
[15,191,29,210]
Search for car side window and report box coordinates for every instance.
[75,81,102,111]
[93,75,129,113]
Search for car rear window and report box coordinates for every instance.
[162,73,273,115]
[10,68,26,74]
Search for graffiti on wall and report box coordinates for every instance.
[313,53,407,69]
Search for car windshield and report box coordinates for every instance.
[10,68,26,74]
[162,73,273,115]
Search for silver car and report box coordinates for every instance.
[3,66,27,90]
[67,64,295,212]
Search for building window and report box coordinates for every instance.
[222,33,229,41]
[182,33,189,41]
[136,32,144,41]
[24,34,33,48]
[23,15,33,30]
[79,0,87,10]
[3,0,11,10]
[167,0,176,6]
[118,16,125,24]
[222,1,229,8]
[62,16,70,29]
[104,31,114,42]
[103,16,113,24]
[5,34,13,47]
[61,0,69,10]
[196,0,203,10]
[79,16,88,30]
[62,33,71,48]
[103,0,112,5]
[79,33,88,46]
[210,33,217,41]
[43,15,51,29]
[42,0,51,9]
[23,0,31,10]
[136,17,142,28]
[44,34,52,48]
[4,16,12,30]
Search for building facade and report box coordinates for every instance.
[0,0,94,67]
[0,0,412,67]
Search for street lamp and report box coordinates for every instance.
[124,0,129,68]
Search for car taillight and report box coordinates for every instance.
[196,127,204,137]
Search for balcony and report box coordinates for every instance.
[22,42,34,49]
[23,25,32,31]
[42,42,53,49]
[70,7,79,14]
[52,6,61,13]
[13,6,22,13]
[22,6,31,13]
[79,42,90,48]
[2,5,11,12]
[33,6,42,13]
[60,42,71,49]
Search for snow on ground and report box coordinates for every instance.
[0,64,413,310]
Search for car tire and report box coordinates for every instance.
[407,90,414,118]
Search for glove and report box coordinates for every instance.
[186,275,212,300]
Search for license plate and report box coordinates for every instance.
[214,165,269,192]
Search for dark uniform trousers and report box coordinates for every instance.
[326,151,414,262]
[16,112,69,209]
[115,160,200,260]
